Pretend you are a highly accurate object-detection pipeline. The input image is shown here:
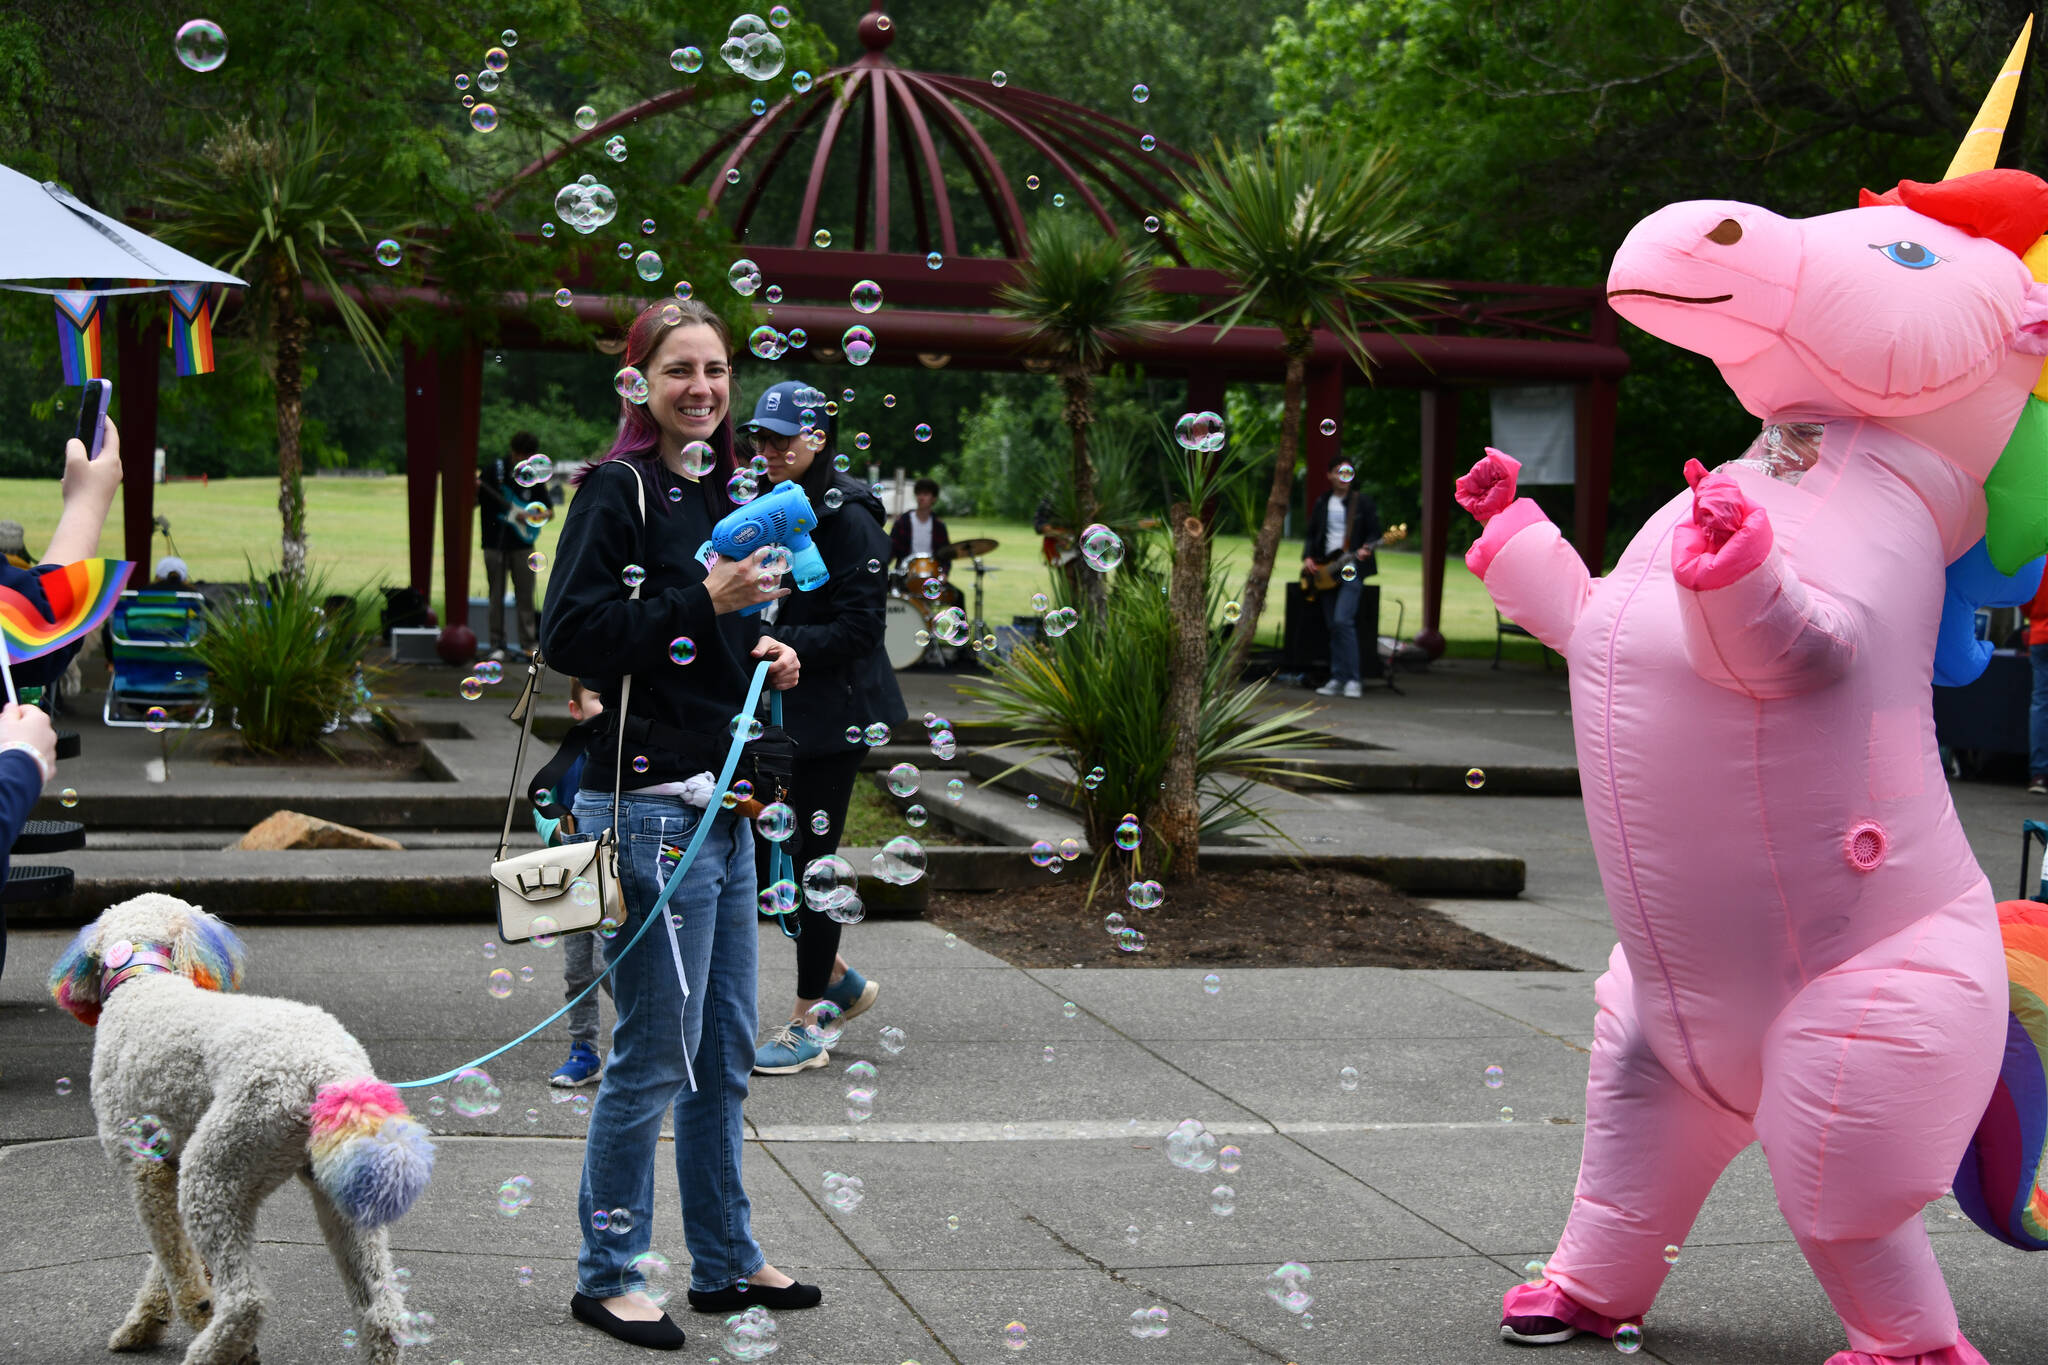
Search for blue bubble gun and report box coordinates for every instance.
[699,479,830,615]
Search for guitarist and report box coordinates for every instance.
[477,431,553,663]
[1299,457,1381,699]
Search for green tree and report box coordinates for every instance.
[996,214,1163,609]
[153,115,408,576]
[1171,130,1438,680]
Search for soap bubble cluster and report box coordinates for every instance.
[720,14,787,82]
[822,1170,865,1212]
[1166,1118,1219,1172]
[1174,410,1226,452]
[554,177,618,234]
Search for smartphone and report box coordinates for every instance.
[74,377,111,459]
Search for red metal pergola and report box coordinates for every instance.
[111,2,1626,661]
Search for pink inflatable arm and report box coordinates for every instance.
[1671,460,1858,697]
[1459,449,1596,655]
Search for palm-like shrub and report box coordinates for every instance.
[996,215,1163,610]
[1172,130,1439,678]
[960,559,1327,888]
[196,570,380,755]
[154,114,407,577]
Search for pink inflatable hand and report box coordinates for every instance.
[1673,463,1772,591]
[1456,448,1522,525]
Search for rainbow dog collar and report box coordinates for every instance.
[100,940,177,999]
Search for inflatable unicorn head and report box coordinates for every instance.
[1607,33,2048,496]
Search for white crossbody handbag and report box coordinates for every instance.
[490,463,650,943]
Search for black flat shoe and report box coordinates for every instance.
[686,1279,824,1314]
[571,1292,688,1350]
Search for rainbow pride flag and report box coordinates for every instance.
[52,290,103,385]
[166,284,216,376]
[0,559,134,663]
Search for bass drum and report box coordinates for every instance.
[884,594,927,670]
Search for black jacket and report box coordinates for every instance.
[479,457,553,552]
[538,456,760,794]
[1302,488,1382,579]
[768,471,909,756]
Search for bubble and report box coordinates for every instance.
[672,47,703,73]
[628,1250,674,1307]
[1616,1322,1644,1354]
[519,964,536,983]
[455,73,470,91]
[1053,193,1066,208]
[525,1107,540,1125]
[1084,766,1106,790]
[605,134,627,161]
[1174,410,1226,452]
[821,1170,864,1212]
[635,250,664,282]
[1143,214,1161,233]
[872,834,926,886]
[842,324,876,365]
[1132,83,1150,102]
[120,1114,171,1161]
[1338,1065,1359,1091]
[497,1174,533,1217]
[1129,1305,1170,1339]
[727,258,763,296]
[1166,1118,1219,1172]
[944,932,959,948]
[727,470,759,504]
[1203,973,1222,996]
[1465,767,1486,789]
[174,19,228,72]
[571,877,599,907]
[470,103,499,133]
[756,802,796,843]
[879,1025,906,1054]
[426,1095,446,1116]
[1210,1185,1236,1216]
[751,97,767,116]
[846,725,863,745]
[516,1265,534,1287]
[614,366,650,404]
[943,778,966,804]
[1003,1321,1028,1352]
[724,1303,782,1361]
[850,279,884,313]
[720,13,787,82]
[679,439,716,478]
[478,70,501,94]
[1484,1064,1504,1089]
[729,713,765,742]
[1042,605,1080,637]
[913,422,934,443]
[864,721,891,745]
[369,237,404,269]
[1141,133,1158,151]
[926,250,944,270]
[1118,928,1146,952]
[1026,174,1041,190]
[1523,1258,1548,1285]
[1058,837,1082,863]
[1217,1144,1241,1173]
[606,1207,634,1234]
[341,1327,358,1350]
[590,1208,610,1232]
[530,914,560,949]
[619,564,647,590]
[483,942,498,959]
[802,854,857,912]
[1663,1243,1681,1265]
[1079,523,1125,570]
[1340,561,1358,582]
[1266,1262,1315,1315]
[1126,879,1162,910]
[488,968,514,998]
[574,105,598,129]
[1499,1105,1515,1123]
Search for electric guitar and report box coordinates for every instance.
[1302,523,1407,600]
[485,466,547,545]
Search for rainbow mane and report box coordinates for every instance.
[0,559,134,663]
[1954,900,2048,1250]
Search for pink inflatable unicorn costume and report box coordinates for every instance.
[1467,30,2048,1365]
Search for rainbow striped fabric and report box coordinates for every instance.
[0,559,134,664]
[52,290,103,385]
[1955,899,2048,1250]
[166,284,216,377]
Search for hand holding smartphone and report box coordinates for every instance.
[74,378,112,460]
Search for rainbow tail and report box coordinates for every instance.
[308,1078,435,1228]
[1954,900,2048,1250]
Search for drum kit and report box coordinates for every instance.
[884,538,1002,670]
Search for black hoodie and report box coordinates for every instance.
[764,467,909,755]
[538,455,762,794]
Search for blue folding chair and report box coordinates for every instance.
[104,591,213,729]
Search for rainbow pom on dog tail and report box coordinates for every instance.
[308,1078,435,1229]
[1954,900,2048,1250]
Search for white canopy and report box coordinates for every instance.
[0,160,244,294]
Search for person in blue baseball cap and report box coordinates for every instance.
[739,382,907,1077]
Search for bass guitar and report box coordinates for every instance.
[1301,523,1407,600]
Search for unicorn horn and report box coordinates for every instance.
[1947,17,2033,180]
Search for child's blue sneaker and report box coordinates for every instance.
[753,1022,831,1075]
[550,1041,603,1088]
[822,968,879,1023]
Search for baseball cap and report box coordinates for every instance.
[744,380,829,437]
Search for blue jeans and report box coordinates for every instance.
[1319,575,1363,684]
[2031,644,2048,779]
[569,790,764,1297]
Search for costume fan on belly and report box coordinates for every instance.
[1463,22,2048,1365]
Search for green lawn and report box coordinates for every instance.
[0,477,1529,657]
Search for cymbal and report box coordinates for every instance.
[939,538,1000,559]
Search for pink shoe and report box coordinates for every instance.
[1500,1280,1624,1346]
[1824,1336,1989,1365]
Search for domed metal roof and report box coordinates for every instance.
[498,4,1194,270]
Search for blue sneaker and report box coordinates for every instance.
[753,1022,830,1075]
[822,968,879,1023]
[550,1041,603,1088]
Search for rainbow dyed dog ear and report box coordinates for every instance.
[167,904,247,994]
[48,923,105,1027]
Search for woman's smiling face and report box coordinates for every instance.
[642,323,731,452]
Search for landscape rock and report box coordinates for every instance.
[232,811,403,852]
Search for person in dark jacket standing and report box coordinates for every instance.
[478,431,553,661]
[1299,457,1382,698]
[740,382,910,1076]
[537,300,819,1351]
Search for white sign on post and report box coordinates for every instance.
[1488,386,1578,486]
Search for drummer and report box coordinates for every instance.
[888,477,950,567]
[741,383,910,1078]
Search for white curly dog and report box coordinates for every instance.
[49,893,435,1365]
